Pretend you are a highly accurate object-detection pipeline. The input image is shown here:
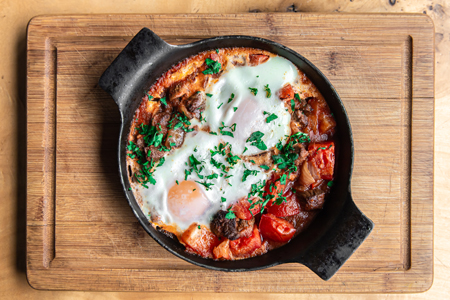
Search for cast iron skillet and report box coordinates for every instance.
[98,28,374,280]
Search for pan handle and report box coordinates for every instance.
[98,27,174,114]
[296,193,374,280]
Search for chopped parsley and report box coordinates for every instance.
[226,154,241,166]
[245,179,275,214]
[217,102,224,109]
[146,93,154,100]
[202,58,221,75]
[206,173,219,180]
[263,111,278,123]
[128,122,183,187]
[248,87,258,96]
[198,225,201,229]
[246,131,267,151]
[219,122,236,138]
[327,180,334,187]
[233,107,238,112]
[294,93,301,101]
[242,168,260,182]
[127,140,157,187]
[260,165,269,170]
[196,180,214,190]
[264,84,271,98]
[206,93,213,97]
[279,173,287,185]
[225,207,236,219]
[210,142,228,157]
[227,93,235,103]
[210,157,227,172]
[168,113,194,133]
[160,97,167,106]
[221,197,226,203]
[272,132,311,173]
[157,157,165,167]
[291,99,295,111]
[173,122,183,130]
[317,145,332,152]
[209,131,218,135]
[215,49,219,54]
[185,154,205,180]
[243,147,248,154]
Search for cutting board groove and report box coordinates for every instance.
[26,13,434,292]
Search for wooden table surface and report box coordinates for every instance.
[1,0,448,299]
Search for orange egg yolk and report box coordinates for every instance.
[167,180,210,222]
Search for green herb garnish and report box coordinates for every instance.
[219,122,236,138]
[272,132,311,172]
[242,168,260,182]
[246,131,267,151]
[202,58,221,75]
[225,208,236,219]
[249,87,258,96]
[263,111,278,123]
[196,180,214,190]
[227,93,235,103]
[279,173,287,185]
[264,84,271,98]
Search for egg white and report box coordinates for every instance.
[137,55,300,232]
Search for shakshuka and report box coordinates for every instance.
[127,48,337,260]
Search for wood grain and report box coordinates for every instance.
[26,13,433,292]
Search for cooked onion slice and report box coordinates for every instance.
[298,161,316,187]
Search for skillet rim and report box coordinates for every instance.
[99,28,373,280]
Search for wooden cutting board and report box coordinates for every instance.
[26,13,434,293]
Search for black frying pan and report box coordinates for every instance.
[98,28,373,280]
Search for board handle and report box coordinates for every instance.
[98,28,173,113]
[297,193,374,280]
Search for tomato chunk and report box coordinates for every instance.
[259,214,296,243]
[308,142,335,181]
[266,190,301,217]
[213,238,232,260]
[232,197,261,220]
[229,226,262,257]
[306,97,336,141]
[249,54,269,66]
[181,223,220,258]
[278,84,294,100]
